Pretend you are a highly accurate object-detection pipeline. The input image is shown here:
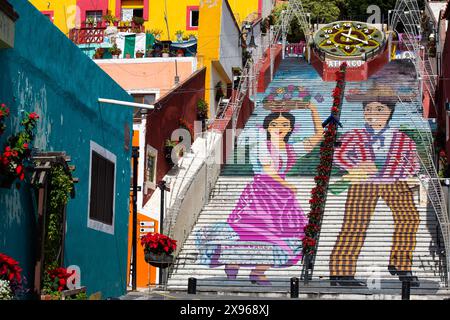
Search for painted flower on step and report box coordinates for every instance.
[283,93,292,100]
[276,87,285,94]
[287,85,295,92]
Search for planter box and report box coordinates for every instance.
[40,286,87,300]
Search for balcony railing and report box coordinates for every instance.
[69,22,145,44]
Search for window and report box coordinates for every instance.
[41,11,54,22]
[186,6,199,30]
[133,94,156,105]
[190,10,199,27]
[144,145,158,192]
[88,141,116,234]
[86,10,103,22]
[133,9,144,18]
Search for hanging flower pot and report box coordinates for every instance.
[141,233,177,269]
[144,252,174,269]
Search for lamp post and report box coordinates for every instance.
[131,146,139,291]
[157,180,171,286]
[97,98,154,292]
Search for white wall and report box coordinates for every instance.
[261,0,275,18]
[219,0,242,82]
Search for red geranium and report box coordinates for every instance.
[141,233,177,255]
[0,253,22,285]
[47,267,74,292]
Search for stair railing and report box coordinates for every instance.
[397,95,450,286]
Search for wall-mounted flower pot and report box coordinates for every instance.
[164,146,174,166]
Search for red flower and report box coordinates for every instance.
[29,112,39,120]
[23,143,28,149]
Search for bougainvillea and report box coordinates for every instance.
[141,233,177,255]
[302,62,347,257]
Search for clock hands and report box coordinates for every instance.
[346,26,352,37]
[346,34,369,45]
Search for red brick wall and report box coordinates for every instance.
[142,68,206,206]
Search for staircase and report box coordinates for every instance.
[166,57,448,298]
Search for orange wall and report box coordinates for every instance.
[127,130,158,287]
[95,59,195,93]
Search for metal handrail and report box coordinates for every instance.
[397,94,450,286]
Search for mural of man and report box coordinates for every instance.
[329,85,421,287]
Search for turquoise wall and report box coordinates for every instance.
[0,0,133,298]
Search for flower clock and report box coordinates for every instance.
[313,21,385,57]
[0,103,39,188]
[302,63,347,258]
[141,233,177,269]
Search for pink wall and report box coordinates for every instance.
[77,0,108,22]
[96,59,195,92]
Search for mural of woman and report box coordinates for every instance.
[195,102,323,285]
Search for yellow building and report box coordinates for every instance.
[28,0,272,40]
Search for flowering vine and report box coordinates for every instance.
[302,62,347,257]
[0,105,39,185]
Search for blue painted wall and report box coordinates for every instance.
[0,0,133,298]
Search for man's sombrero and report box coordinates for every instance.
[345,83,416,103]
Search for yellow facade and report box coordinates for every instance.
[29,1,261,40]
[28,0,77,36]
[227,0,260,26]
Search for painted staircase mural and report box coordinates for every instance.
[167,57,447,295]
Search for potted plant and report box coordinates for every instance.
[86,17,95,28]
[153,48,162,57]
[164,139,178,165]
[197,99,208,132]
[146,46,154,57]
[149,29,162,40]
[175,30,184,42]
[176,49,184,57]
[161,48,170,58]
[136,49,145,58]
[103,13,117,26]
[93,47,105,59]
[197,99,208,120]
[187,33,197,41]
[109,43,122,59]
[0,253,23,300]
[132,16,145,26]
[141,233,177,268]
[41,266,87,300]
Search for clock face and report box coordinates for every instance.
[313,21,385,57]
